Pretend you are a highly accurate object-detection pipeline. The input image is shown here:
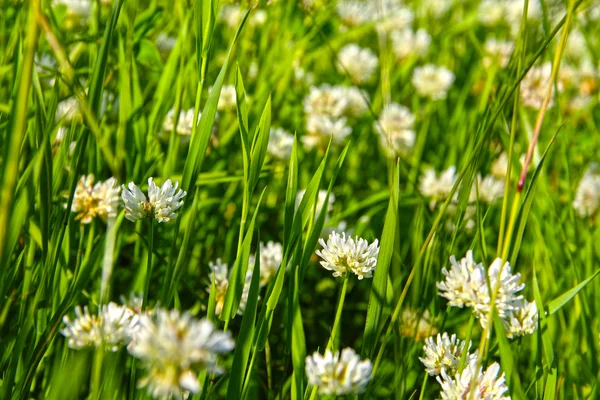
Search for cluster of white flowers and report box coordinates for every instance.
[520,62,563,109]
[70,174,120,224]
[267,127,295,160]
[128,308,234,399]
[316,231,379,280]
[53,0,92,20]
[61,302,138,351]
[437,250,538,336]
[337,44,379,84]
[121,178,186,223]
[336,0,372,26]
[478,0,540,35]
[399,308,437,340]
[438,361,511,400]
[573,165,600,218]
[471,175,505,205]
[249,241,283,287]
[162,108,198,136]
[56,97,80,123]
[374,102,416,156]
[420,333,478,376]
[336,0,413,32]
[305,347,372,395]
[302,83,370,149]
[390,28,431,61]
[207,258,251,317]
[483,38,514,68]
[412,65,455,100]
[419,166,458,209]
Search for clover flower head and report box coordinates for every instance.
[217,85,237,111]
[520,62,562,109]
[268,128,295,160]
[436,250,489,311]
[249,241,283,287]
[484,38,514,68]
[391,28,431,60]
[471,175,505,204]
[375,102,416,156]
[305,348,372,395]
[573,166,600,218]
[412,64,455,100]
[303,85,348,117]
[303,115,352,149]
[503,300,538,339]
[399,308,437,340]
[207,259,251,317]
[71,174,120,223]
[337,44,379,84]
[121,178,186,223]
[163,108,198,136]
[128,309,234,400]
[343,86,370,117]
[316,232,379,279]
[437,361,510,400]
[419,333,478,376]
[419,166,458,208]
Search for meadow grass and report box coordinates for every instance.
[1,0,600,399]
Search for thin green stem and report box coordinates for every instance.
[142,219,155,310]
[326,273,350,352]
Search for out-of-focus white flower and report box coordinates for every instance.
[375,103,416,156]
[305,348,372,395]
[343,86,370,117]
[316,232,379,280]
[437,361,510,400]
[573,166,600,218]
[374,0,414,33]
[128,309,234,400]
[412,65,455,100]
[390,28,431,60]
[478,0,540,33]
[267,128,295,160]
[295,189,335,218]
[56,97,80,123]
[251,9,268,26]
[399,308,437,340]
[420,333,478,376]
[53,0,91,19]
[36,53,57,86]
[563,28,588,61]
[303,115,352,149]
[483,38,514,68]
[304,85,348,117]
[419,166,458,207]
[220,5,244,28]
[491,152,527,180]
[520,62,562,109]
[163,108,198,136]
[70,174,120,224]
[336,0,372,26]
[121,178,186,223]
[418,0,452,18]
[249,241,283,287]
[478,0,505,26]
[471,175,505,204]
[337,44,379,84]
[207,259,251,317]
[61,302,137,351]
[294,65,315,86]
[156,33,177,54]
[248,61,259,80]
[217,85,237,112]
[503,300,538,338]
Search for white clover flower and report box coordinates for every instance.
[479,258,526,322]
[156,33,177,54]
[128,309,234,400]
[316,232,379,280]
[491,152,527,180]
[478,0,505,26]
[418,0,452,18]
[56,97,80,123]
[70,174,120,224]
[520,62,562,109]
[121,178,186,223]
[303,115,352,149]
[220,5,244,28]
[419,333,478,376]
[267,128,295,160]
[503,300,538,338]
[399,308,437,340]
[53,0,91,19]
[483,38,514,68]
[61,302,137,351]
[207,259,251,317]
[390,28,431,61]
[374,102,416,156]
[305,348,372,395]
[419,166,458,208]
[412,65,455,100]
[249,241,283,287]
[294,65,315,86]
[336,0,372,26]
[216,85,237,112]
[471,175,505,205]
[251,9,268,26]
[337,44,379,84]
[505,0,540,33]
[148,178,187,223]
[437,361,510,400]
[303,85,348,117]
[374,0,414,33]
[163,108,198,136]
[343,86,370,117]
[36,53,57,86]
[573,166,600,218]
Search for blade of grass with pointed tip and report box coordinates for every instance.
[362,161,399,358]
[547,267,600,315]
[248,96,271,192]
